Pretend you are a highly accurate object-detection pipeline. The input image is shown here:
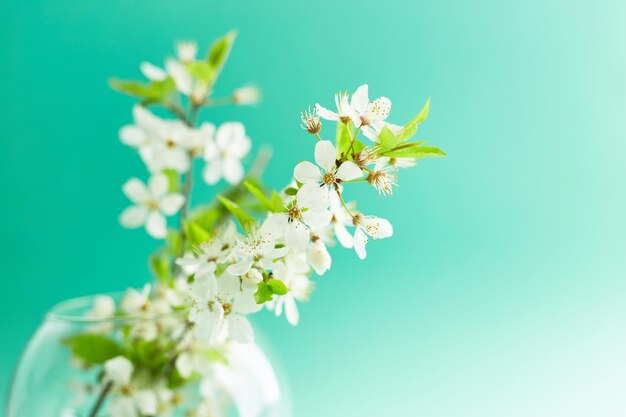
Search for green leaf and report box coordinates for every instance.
[185,221,211,246]
[62,334,124,364]
[207,31,237,76]
[167,230,182,256]
[254,282,274,304]
[378,126,400,153]
[267,279,288,295]
[109,78,176,102]
[397,98,430,143]
[244,181,284,213]
[186,61,215,83]
[270,191,285,211]
[284,187,298,196]
[217,195,255,232]
[163,169,180,192]
[335,122,354,157]
[150,250,172,282]
[382,144,446,159]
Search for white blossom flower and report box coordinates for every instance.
[361,121,403,142]
[174,334,215,379]
[119,174,185,239]
[352,214,393,259]
[293,140,363,199]
[366,168,398,196]
[315,90,359,125]
[119,105,196,174]
[176,239,227,281]
[306,237,331,275]
[203,122,251,185]
[166,59,209,104]
[176,40,197,63]
[85,295,116,332]
[104,357,158,417]
[300,105,322,134]
[233,85,261,105]
[348,84,392,130]
[267,254,313,325]
[139,62,168,82]
[262,186,332,253]
[329,191,354,249]
[227,228,288,276]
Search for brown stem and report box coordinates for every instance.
[88,381,113,417]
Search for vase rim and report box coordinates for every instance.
[46,291,187,324]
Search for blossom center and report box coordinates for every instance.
[288,206,302,221]
[165,139,176,148]
[222,303,232,315]
[146,199,159,211]
[322,172,336,185]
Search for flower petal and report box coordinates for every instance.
[146,212,167,239]
[314,140,337,173]
[293,161,322,184]
[285,220,310,252]
[334,223,354,248]
[148,174,169,198]
[315,104,339,121]
[122,178,149,203]
[335,161,363,182]
[227,259,254,276]
[306,239,331,275]
[165,59,193,95]
[119,125,146,147]
[360,216,393,239]
[140,61,167,81]
[222,157,244,185]
[228,315,254,343]
[353,227,368,259]
[119,205,148,228]
[351,84,369,113]
[302,209,332,229]
[159,193,185,216]
[203,160,222,185]
[284,296,300,326]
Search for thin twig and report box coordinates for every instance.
[88,381,113,417]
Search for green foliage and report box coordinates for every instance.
[150,249,173,282]
[254,279,288,304]
[335,121,354,157]
[163,169,180,192]
[381,142,446,159]
[185,221,211,246]
[186,61,214,83]
[62,334,124,365]
[284,187,298,196]
[244,180,284,212]
[217,195,255,232]
[109,78,176,105]
[207,31,237,79]
[397,98,430,143]
[267,279,288,295]
[378,126,401,153]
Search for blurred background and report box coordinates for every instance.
[2,0,626,415]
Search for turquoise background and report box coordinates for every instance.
[2,0,626,415]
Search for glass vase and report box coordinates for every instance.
[7,292,291,417]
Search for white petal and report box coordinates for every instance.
[228,315,254,343]
[261,214,289,239]
[315,104,339,121]
[302,210,332,229]
[284,296,300,326]
[165,59,193,95]
[119,205,148,228]
[104,356,133,386]
[176,353,193,378]
[227,259,254,276]
[159,193,185,215]
[122,178,149,203]
[307,239,331,275]
[148,174,169,198]
[361,125,380,142]
[293,161,322,184]
[203,139,219,160]
[119,125,146,147]
[314,140,337,173]
[335,161,363,182]
[334,223,353,248]
[140,61,167,81]
[351,84,369,113]
[285,220,310,252]
[134,390,158,416]
[353,227,368,259]
[203,160,222,185]
[133,104,161,129]
[216,122,245,150]
[176,40,197,61]
[222,157,244,185]
[108,396,137,417]
[146,212,167,239]
[297,183,330,212]
[360,216,393,239]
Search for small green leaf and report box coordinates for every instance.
[270,191,285,211]
[217,195,255,232]
[185,221,211,246]
[382,143,446,159]
[62,334,124,365]
[397,98,430,143]
[163,169,180,192]
[267,279,288,295]
[109,78,176,102]
[254,282,274,304]
[335,121,354,157]
[167,230,182,256]
[207,31,237,76]
[150,250,172,282]
[244,181,284,213]
[186,61,215,83]
[378,126,400,153]
[284,187,298,196]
